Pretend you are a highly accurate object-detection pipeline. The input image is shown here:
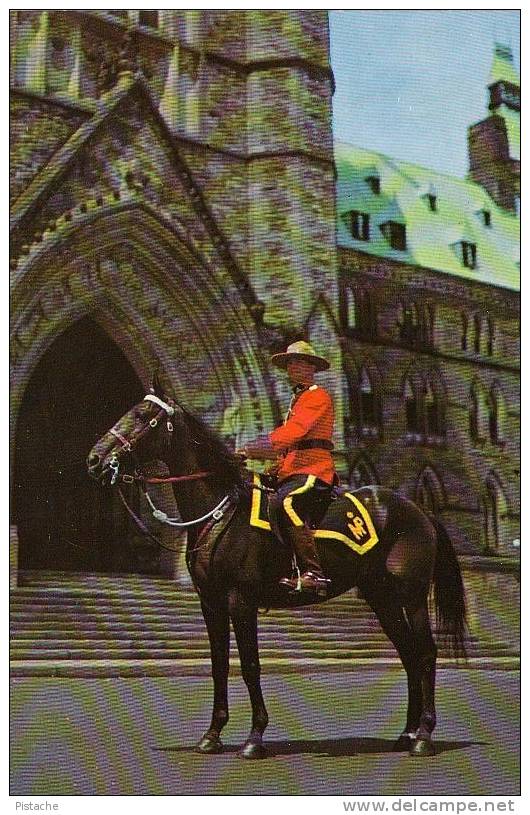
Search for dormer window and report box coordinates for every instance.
[420,192,437,212]
[365,175,381,195]
[344,210,370,241]
[478,209,492,227]
[380,221,406,251]
[453,240,477,269]
[461,242,477,269]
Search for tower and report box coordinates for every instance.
[468,42,520,212]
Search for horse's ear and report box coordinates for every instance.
[151,369,173,400]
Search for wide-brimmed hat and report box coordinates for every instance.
[270,341,330,372]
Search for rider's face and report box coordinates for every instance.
[286,358,318,385]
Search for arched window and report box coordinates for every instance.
[461,313,468,351]
[470,380,488,442]
[350,364,382,439]
[425,383,437,436]
[359,368,375,430]
[349,457,378,489]
[473,314,482,354]
[424,303,435,347]
[469,386,479,440]
[356,290,377,339]
[399,302,419,345]
[425,371,446,439]
[416,467,445,514]
[399,301,433,347]
[482,475,508,552]
[489,384,506,444]
[486,317,495,356]
[405,380,420,434]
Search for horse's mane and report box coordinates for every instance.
[176,403,245,489]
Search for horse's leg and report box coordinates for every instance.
[362,583,422,753]
[195,596,231,754]
[404,599,437,758]
[228,589,269,759]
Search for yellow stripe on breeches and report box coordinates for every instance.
[282,475,317,527]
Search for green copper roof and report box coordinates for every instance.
[489,43,520,87]
[335,141,520,292]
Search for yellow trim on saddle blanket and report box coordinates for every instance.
[314,492,379,555]
[249,477,379,555]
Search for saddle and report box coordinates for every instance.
[248,474,379,556]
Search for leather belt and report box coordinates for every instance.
[291,439,334,451]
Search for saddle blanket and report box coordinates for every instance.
[249,474,379,556]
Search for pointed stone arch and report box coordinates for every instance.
[469,377,488,442]
[481,472,509,552]
[13,316,151,574]
[11,207,276,578]
[402,364,424,437]
[488,380,507,444]
[425,366,447,438]
[11,205,274,433]
[416,465,446,514]
[349,454,379,489]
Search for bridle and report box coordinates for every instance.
[108,394,176,483]
[105,394,232,546]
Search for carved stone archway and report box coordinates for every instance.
[11,208,274,578]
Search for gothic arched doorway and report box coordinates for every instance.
[13,317,157,573]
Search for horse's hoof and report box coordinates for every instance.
[238,741,267,760]
[409,738,436,757]
[393,734,413,752]
[195,735,223,754]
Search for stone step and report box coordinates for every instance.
[10,644,517,662]
[10,599,372,619]
[14,656,520,679]
[10,592,369,614]
[10,645,401,660]
[10,641,506,660]
[10,572,518,669]
[11,610,381,634]
[10,631,502,653]
[10,626,390,642]
[9,635,394,650]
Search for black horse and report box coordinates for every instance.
[87,376,467,760]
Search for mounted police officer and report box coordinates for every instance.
[239,341,336,599]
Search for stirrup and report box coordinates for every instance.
[279,571,330,597]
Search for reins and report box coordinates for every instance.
[107,393,234,548]
[115,471,213,485]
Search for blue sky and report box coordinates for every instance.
[329,10,520,178]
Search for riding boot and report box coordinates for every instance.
[279,524,331,598]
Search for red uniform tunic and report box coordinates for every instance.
[269,384,335,485]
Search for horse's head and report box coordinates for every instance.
[87,374,181,484]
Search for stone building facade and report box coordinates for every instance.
[10,9,342,577]
[10,11,519,583]
[335,43,520,558]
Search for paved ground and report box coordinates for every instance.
[10,668,519,796]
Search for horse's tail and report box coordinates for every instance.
[429,515,468,660]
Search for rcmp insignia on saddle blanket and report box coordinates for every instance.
[249,474,379,556]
